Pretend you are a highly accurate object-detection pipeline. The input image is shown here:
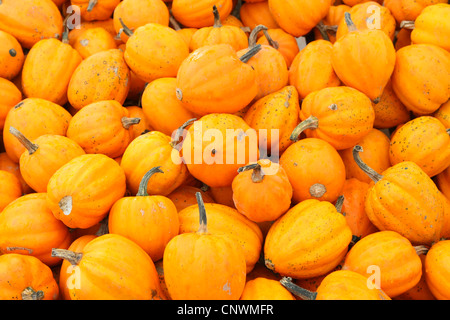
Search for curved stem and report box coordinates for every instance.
[400,20,415,30]
[121,117,141,129]
[239,44,262,63]
[316,21,331,42]
[212,5,222,28]
[262,29,279,49]
[279,277,317,300]
[22,287,44,300]
[237,163,264,183]
[118,18,134,37]
[87,0,97,12]
[51,248,82,265]
[344,12,357,32]
[352,145,383,183]
[169,118,197,150]
[9,127,39,155]
[290,115,319,142]
[248,25,267,47]
[136,166,164,197]
[196,192,208,234]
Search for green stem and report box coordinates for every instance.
[279,277,317,300]
[289,115,319,142]
[316,21,331,42]
[239,44,262,63]
[9,127,39,155]
[212,5,222,28]
[121,117,141,129]
[169,118,197,150]
[51,248,82,265]
[119,18,134,37]
[335,195,345,213]
[196,192,208,234]
[248,25,267,47]
[87,0,97,12]
[262,29,279,49]
[344,12,357,32]
[237,163,264,183]
[352,145,383,183]
[21,287,45,300]
[136,166,164,197]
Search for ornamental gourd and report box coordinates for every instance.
[264,199,352,279]
[0,254,59,300]
[171,0,233,28]
[71,0,120,21]
[0,78,22,131]
[176,43,260,115]
[0,0,63,49]
[66,100,141,159]
[279,137,346,204]
[0,193,72,266]
[384,0,447,24]
[331,12,396,103]
[0,30,24,80]
[0,170,22,212]
[240,277,295,300]
[8,128,86,193]
[391,44,450,115]
[52,233,166,300]
[239,1,279,30]
[167,185,215,212]
[389,116,450,178]
[46,154,127,229]
[72,27,117,59]
[292,86,375,151]
[425,240,450,300]
[352,145,445,245]
[108,167,180,262]
[256,28,299,68]
[163,193,247,299]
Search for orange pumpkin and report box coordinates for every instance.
[280,270,391,300]
[256,28,299,68]
[243,85,300,155]
[0,152,31,194]
[67,49,130,110]
[391,44,450,115]
[164,193,247,299]
[0,170,22,212]
[268,0,333,37]
[71,0,120,21]
[239,1,279,30]
[294,86,375,150]
[425,240,450,300]
[52,233,166,299]
[436,166,450,201]
[264,198,353,279]
[125,106,153,141]
[67,100,141,158]
[209,185,236,208]
[176,43,260,115]
[232,160,292,223]
[0,77,22,131]
[68,18,121,47]
[313,4,350,43]
[288,39,341,100]
[395,255,436,300]
[46,154,127,229]
[181,113,259,188]
[122,22,189,83]
[338,128,391,184]
[389,116,450,177]
[339,178,378,239]
[342,230,426,297]
[433,100,450,129]
[72,27,117,59]
[0,0,63,49]
[112,0,170,43]
[189,5,248,52]
[171,0,233,28]
[3,98,72,163]
[121,130,191,196]
[0,193,72,266]
[9,128,85,193]
[353,145,445,245]
[109,167,180,262]
[279,137,346,204]
[167,185,215,212]
[141,77,197,137]
[0,253,59,300]
[331,12,396,103]
[0,30,25,80]
[240,277,295,300]
[384,0,447,24]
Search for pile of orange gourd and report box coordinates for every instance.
[0,0,449,301]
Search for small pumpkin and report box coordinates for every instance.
[395,255,436,300]
[52,233,166,299]
[0,254,59,300]
[0,170,22,212]
[46,154,127,229]
[189,5,248,52]
[0,152,31,194]
[240,277,295,300]
[279,137,346,204]
[108,167,180,262]
[67,100,141,159]
[391,44,450,115]
[8,128,85,193]
[163,193,247,299]
[353,145,445,245]
[293,86,375,151]
[239,1,279,30]
[0,77,22,131]
[167,185,215,212]
[72,27,117,59]
[232,160,292,223]
[288,39,341,100]
[3,98,72,163]
[0,0,63,49]
[384,0,447,24]
[425,240,450,300]
[436,166,450,201]
[171,0,233,28]
[67,49,130,110]
[280,270,391,300]
[433,100,450,129]
[68,18,120,47]
[264,198,353,279]
[331,12,396,103]
[256,28,299,68]
[342,230,427,297]
[70,0,120,21]
[389,116,450,177]
[0,30,25,80]
[0,193,72,266]
[175,43,260,115]
[313,4,350,43]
